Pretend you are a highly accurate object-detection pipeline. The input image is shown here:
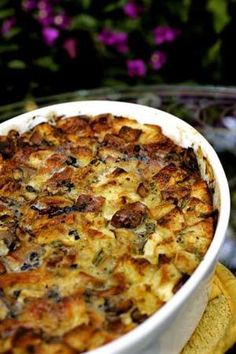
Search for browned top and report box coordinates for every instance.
[0,113,215,353]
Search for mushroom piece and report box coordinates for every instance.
[111,202,148,229]
[76,194,105,213]
[0,229,17,256]
[137,182,149,198]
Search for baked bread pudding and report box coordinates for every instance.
[0,113,216,353]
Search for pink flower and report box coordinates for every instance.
[54,11,71,29]
[22,0,37,11]
[153,26,180,45]
[37,0,50,10]
[123,2,139,18]
[42,27,59,45]
[98,29,128,53]
[63,38,77,59]
[150,51,167,70]
[127,59,146,77]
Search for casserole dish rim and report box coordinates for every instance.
[0,100,230,354]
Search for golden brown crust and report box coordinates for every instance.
[0,113,215,353]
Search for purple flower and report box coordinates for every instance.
[123,2,139,18]
[22,0,37,11]
[1,17,16,36]
[37,1,53,26]
[112,32,128,53]
[98,29,122,46]
[98,29,115,46]
[42,27,59,45]
[63,38,77,59]
[153,26,180,45]
[98,29,128,53]
[37,0,51,10]
[150,51,167,70]
[127,59,146,77]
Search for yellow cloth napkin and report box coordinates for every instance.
[182,263,236,354]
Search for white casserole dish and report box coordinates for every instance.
[0,101,230,354]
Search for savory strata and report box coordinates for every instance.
[0,113,216,353]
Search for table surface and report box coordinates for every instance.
[0,84,236,353]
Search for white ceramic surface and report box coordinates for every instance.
[0,101,230,354]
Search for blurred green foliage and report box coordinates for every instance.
[0,0,235,104]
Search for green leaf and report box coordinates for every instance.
[70,14,97,31]
[92,249,104,266]
[180,0,192,22]
[3,27,21,39]
[122,18,141,32]
[0,8,15,19]
[102,77,128,88]
[80,0,91,10]
[8,60,26,69]
[206,40,221,64]
[0,44,19,54]
[35,57,59,72]
[103,0,126,13]
[0,0,11,8]
[207,0,230,33]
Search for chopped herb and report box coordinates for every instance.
[68,229,80,240]
[66,156,78,167]
[9,308,18,318]
[77,202,87,212]
[137,155,149,163]
[60,180,74,192]
[179,198,189,209]
[13,290,21,298]
[8,241,18,252]
[70,263,78,269]
[176,236,183,244]
[165,152,180,163]
[92,249,105,266]
[47,288,61,302]
[145,222,156,234]
[20,263,31,271]
[83,288,94,302]
[26,185,36,193]
[29,252,38,262]
[134,144,141,153]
